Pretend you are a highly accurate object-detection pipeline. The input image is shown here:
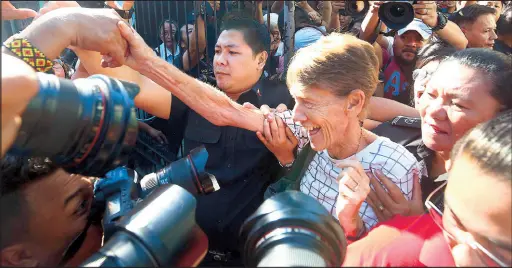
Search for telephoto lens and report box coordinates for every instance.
[339,0,370,18]
[80,184,209,267]
[378,0,416,30]
[9,73,139,177]
[139,146,220,197]
[240,191,347,267]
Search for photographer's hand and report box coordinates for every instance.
[1,54,39,157]
[413,1,437,28]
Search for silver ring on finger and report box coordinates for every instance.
[377,204,385,212]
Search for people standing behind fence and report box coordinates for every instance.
[178,23,215,85]
[263,13,284,79]
[154,19,181,66]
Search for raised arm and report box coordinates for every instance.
[368,97,419,121]
[414,1,468,50]
[183,3,207,72]
[271,1,285,13]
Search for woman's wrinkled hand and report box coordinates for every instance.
[366,169,424,222]
[335,158,371,236]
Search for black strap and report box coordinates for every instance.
[288,143,316,190]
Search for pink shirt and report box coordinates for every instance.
[382,49,412,105]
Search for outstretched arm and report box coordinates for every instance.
[110,21,266,133]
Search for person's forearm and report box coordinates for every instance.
[255,2,264,24]
[328,10,340,32]
[433,21,468,50]
[74,49,171,119]
[139,55,265,132]
[360,9,380,43]
[368,97,419,122]
[271,0,284,13]
[188,15,206,58]
[6,8,75,60]
[320,1,332,27]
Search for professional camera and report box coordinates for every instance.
[240,191,347,267]
[81,184,209,267]
[8,73,139,177]
[379,0,417,30]
[339,1,370,19]
[91,145,219,241]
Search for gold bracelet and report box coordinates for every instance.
[3,37,53,72]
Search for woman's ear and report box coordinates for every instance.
[346,89,366,115]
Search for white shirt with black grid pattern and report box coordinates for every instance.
[276,110,426,230]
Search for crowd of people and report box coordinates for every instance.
[1,0,511,267]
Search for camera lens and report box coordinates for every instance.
[139,146,220,197]
[81,184,209,267]
[240,191,347,267]
[10,73,139,177]
[378,1,415,30]
[390,5,405,17]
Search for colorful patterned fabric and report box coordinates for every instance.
[4,38,53,72]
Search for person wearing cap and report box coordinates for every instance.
[360,1,467,106]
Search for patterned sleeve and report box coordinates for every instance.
[275,110,310,153]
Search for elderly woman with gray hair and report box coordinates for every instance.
[256,33,424,241]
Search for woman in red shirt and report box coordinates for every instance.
[343,110,512,267]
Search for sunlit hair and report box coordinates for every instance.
[286,33,379,120]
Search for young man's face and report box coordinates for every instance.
[393,30,425,65]
[462,14,498,49]
[213,29,266,97]
[1,169,96,266]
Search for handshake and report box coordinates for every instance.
[1,1,160,158]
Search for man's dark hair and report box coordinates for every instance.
[452,109,512,182]
[220,16,271,55]
[497,5,512,36]
[442,48,512,110]
[449,5,496,26]
[0,156,57,249]
[416,40,456,69]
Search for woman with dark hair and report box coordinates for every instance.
[369,48,511,220]
[411,41,457,107]
[344,109,512,267]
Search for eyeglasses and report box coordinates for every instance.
[425,181,510,267]
[412,68,433,84]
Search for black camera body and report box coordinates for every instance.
[379,0,417,30]
[81,184,208,267]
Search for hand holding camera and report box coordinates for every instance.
[412,1,438,28]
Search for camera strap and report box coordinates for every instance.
[58,219,93,266]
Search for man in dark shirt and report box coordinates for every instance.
[166,17,293,266]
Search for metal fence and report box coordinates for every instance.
[2,1,297,176]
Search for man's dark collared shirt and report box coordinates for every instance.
[169,78,293,251]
